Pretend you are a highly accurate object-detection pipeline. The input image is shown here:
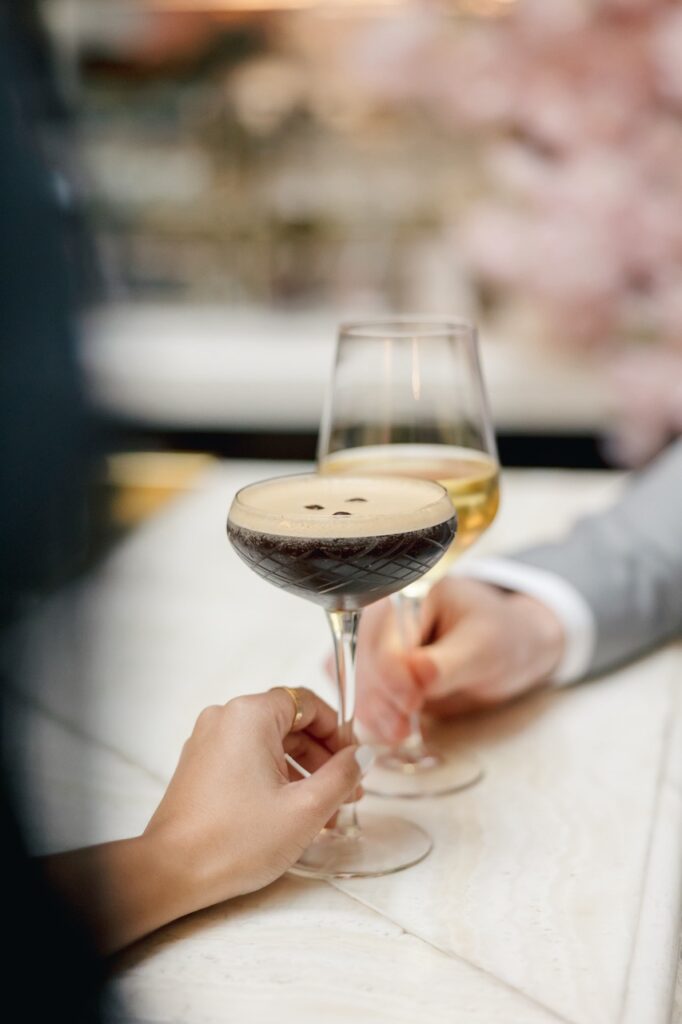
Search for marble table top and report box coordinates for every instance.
[13,462,682,1024]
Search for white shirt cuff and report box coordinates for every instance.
[453,557,597,685]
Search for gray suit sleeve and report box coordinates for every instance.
[512,440,682,676]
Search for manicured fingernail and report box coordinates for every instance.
[355,744,375,775]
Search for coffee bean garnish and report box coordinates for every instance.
[346,497,367,503]
[304,504,324,510]
[333,511,352,516]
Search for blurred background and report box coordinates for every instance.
[38,0,682,528]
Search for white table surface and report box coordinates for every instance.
[13,462,682,1024]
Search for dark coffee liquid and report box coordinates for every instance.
[227,516,457,611]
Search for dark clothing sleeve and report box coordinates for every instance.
[1,8,107,1021]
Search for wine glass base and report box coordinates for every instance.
[289,813,433,879]
[363,750,483,799]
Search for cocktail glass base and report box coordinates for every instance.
[363,749,483,799]
[289,814,433,879]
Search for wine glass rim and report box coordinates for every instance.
[229,471,453,525]
[339,317,475,339]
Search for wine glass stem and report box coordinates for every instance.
[395,591,429,758]
[326,608,360,834]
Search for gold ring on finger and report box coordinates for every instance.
[281,686,304,731]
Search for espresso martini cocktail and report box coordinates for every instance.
[227,474,457,612]
[227,473,457,878]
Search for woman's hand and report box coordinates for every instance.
[44,688,370,953]
[355,579,565,743]
[145,687,367,901]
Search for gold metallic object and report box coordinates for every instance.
[281,686,304,731]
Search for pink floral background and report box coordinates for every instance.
[344,0,682,464]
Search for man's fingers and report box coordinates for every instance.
[407,627,489,701]
[356,690,411,743]
[420,579,457,641]
[360,651,422,716]
[357,598,393,649]
[424,689,492,717]
[420,578,497,641]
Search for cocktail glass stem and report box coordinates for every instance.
[326,608,360,835]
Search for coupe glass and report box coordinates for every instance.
[227,472,456,877]
[318,319,500,797]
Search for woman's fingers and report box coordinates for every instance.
[267,686,347,749]
[287,746,372,832]
[143,694,376,919]
[284,732,364,803]
[284,731,335,775]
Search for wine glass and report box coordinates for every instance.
[227,471,457,877]
[318,319,500,797]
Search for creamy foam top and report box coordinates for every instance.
[228,473,455,539]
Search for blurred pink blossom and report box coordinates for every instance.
[517,0,590,35]
[347,0,682,461]
[651,6,682,104]
[608,348,682,464]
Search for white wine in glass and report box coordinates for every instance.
[318,320,500,797]
[323,444,499,595]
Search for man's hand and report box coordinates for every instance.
[355,579,565,742]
